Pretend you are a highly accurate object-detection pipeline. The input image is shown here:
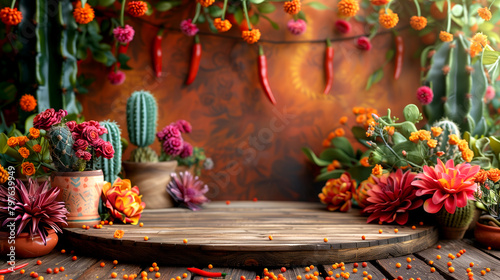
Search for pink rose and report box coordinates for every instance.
[82,126,100,145]
[33,109,68,130]
[179,142,193,158]
[175,120,192,133]
[73,139,89,151]
[95,141,115,159]
[162,137,183,156]
[76,149,92,161]
[66,121,77,131]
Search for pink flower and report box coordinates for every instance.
[66,121,77,131]
[356,36,372,51]
[412,159,480,214]
[318,173,355,212]
[113,25,135,44]
[485,85,495,102]
[75,149,92,161]
[73,139,89,151]
[335,19,351,34]
[179,142,193,158]
[33,109,68,130]
[162,137,184,156]
[108,70,126,85]
[167,171,210,211]
[180,19,198,36]
[82,126,100,145]
[95,141,115,159]
[157,125,181,141]
[416,86,434,105]
[287,19,306,35]
[363,170,423,225]
[175,120,192,133]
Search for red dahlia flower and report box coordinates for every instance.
[318,173,356,212]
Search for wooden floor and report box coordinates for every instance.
[62,202,437,266]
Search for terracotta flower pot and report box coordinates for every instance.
[52,170,104,228]
[122,161,177,209]
[475,222,500,249]
[0,229,58,258]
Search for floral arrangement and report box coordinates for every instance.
[0,178,68,244]
[166,171,210,211]
[101,178,145,225]
[474,168,500,227]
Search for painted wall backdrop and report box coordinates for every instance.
[78,0,422,201]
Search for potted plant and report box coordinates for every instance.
[473,169,500,248]
[0,178,68,258]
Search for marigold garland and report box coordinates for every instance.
[0,164,8,184]
[478,7,492,21]
[284,0,301,15]
[29,127,40,139]
[18,147,30,159]
[439,31,453,42]
[379,9,399,29]
[7,137,18,147]
[19,94,37,112]
[17,136,29,146]
[214,18,232,32]
[196,0,215,8]
[21,162,35,176]
[0,7,22,26]
[410,16,427,31]
[242,29,261,44]
[73,2,95,24]
[127,1,148,17]
[338,0,359,18]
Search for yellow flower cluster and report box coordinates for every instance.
[0,164,9,184]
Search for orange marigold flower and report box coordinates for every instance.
[427,139,438,149]
[284,0,301,15]
[242,29,261,44]
[472,32,488,47]
[196,0,215,8]
[379,9,399,29]
[474,169,488,184]
[448,134,460,145]
[462,149,473,163]
[17,136,29,146]
[214,18,232,32]
[127,1,148,17]
[478,7,492,21]
[409,132,420,143]
[7,137,18,147]
[487,168,500,183]
[339,116,348,125]
[73,2,95,24]
[335,128,345,137]
[436,151,445,157]
[458,140,469,152]
[470,42,483,57]
[29,127,40,139]
[0,164,8,184]
[370,0,390,5]
[0,7,22,26]
[18,147,30,159]
[356,114,367,124]
[410,16,427,31]
[431,127,443,137]
[32,144,42,153]
[338,0,359,17]
[21,162,35,176]
[439,31,453,42]
[352,107,366,114]
[113,229,125,239]
[360,157,370,167]
[332,160,341,168]
[418,130,431,141]
[327,132,336,141]
[372,164,383,176]
[19,94,37,112]
[323,139,331,147]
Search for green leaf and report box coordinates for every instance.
[208,5,223,17]
[258,2,276,14]
[249,0,265,4]
[451,4,463,17]
[250,13,260,25]
[24,114,36,131]
[385,49,395,61]
[145,2,154,15]
[319,149,353,166]
[435,0,445,12]
[118,53,131,70]
[297,10,307,22]
[98,0,115,7]
[261,14,279,30]
[304,1,330,10]
[489,136,500,155]
[482,48,500,65]
[156,2,175,12]
[331,137,355,157]
[366,68,384,90]
[479,22,494,31]
[234,8,244,24]
[347,165,372,183]
[302,147,331,166]
[315,169,345,181]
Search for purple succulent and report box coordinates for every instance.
[167,172,210,211]
[0,179,68,245]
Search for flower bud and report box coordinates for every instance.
[368,151,382,165]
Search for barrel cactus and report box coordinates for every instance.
[47,126,76,171]
[97,121,122,183]
[436,200,475,228]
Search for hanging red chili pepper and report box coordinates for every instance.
[153,28,164,78]
[394,35,404,80]
[0,263,29,274]
[186,35,202,85]
[187,267,227,278]
[258,45,277,105]
[323,38,334,95]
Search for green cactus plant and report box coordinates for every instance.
[431,119,461,162]
[423,34,488,137]
[126,90,159,162]
[436,200,475,228]
[97,121,122,183]
[47,126,77,172]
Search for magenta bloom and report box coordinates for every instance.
[175,120,192,133]
[412,159,480,214]
[335,19,351,34]
[180,19,198,36]
[157,125,181,141]
[82,126,100,145]
[287,19,306,35]
[363,170,423,225]
[179,142,193,158]
[356,36,372,51]
[33,109,68,130]
[416,86,434,105]
[95,141,115,159]
[108,70,126,85]
[167,171,210,211]
[75,149,92,161]
[162,137,183,156]
[73,139,89,151]
[485,85,495,102]
[113,25,135,44]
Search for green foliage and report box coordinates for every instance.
[176,147,207,176]
[464,132,500,170]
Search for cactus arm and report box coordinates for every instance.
[468,41,488,136]
[423,42,450,124]
[98,121,122,183]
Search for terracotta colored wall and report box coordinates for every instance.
[79,1,422,201]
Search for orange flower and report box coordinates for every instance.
[113,230,125,239]
[439,31,453,42]
[242,29,261,44]
[474,169,488,184]
[431,127,443,137]
[409,132,419,143]
[461,149,473,163]
[19,94,37,112]
[427,139,437,149]
[379,9,399,29]
[322,139,331,147]
[32,144,42,153]
[73,2,95,24]
[127,1,148,17]
[370,0,390,5]
[7,137,18,147]
[410,16,427,31]
[487,169,500,183]
[283,0,301,15]
[21,162,35,176]
[338,0,359,17]
[472,33,488,47]
[418,130,431,141]
[478,7,492,21]
[0,7,22,25]
[335,128,345,137]
[436,151,445,157]
[17,136,29,146]
[360,157,370,167]
[196,0,214,7]
[356,114,367,124]
[339,116,348,125]
[448,134,459,145]
[372,164,383,176]
[470,42,483,57]
[0,164,8,184]
[18,147,30,159]
[457,140,469,152]
[29,127,40,139]
[327,160,341,171]
[327,132,336,141]
[214,18,232,32]
[352,107,365,114]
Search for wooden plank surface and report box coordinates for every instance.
[376,254,446,280]
[62,201,438,266]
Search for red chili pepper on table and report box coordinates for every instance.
[187,267,227,278]
[186,35,202,85]
[153,28,164,78]
[323,38,334,95]
[258,45,277,105]
[394,35,404,80]
[0,263,29,274]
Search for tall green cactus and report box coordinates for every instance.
[97,121,122,183]
[47,125,77,171]
[423,34,488,137]
[436,200,475,228]
[431,119,461,162]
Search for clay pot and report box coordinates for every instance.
[122,161,177,209]
[0,229,58,258]
[475,222,500,249]
[440,226,468,240]
[52,170,104,228]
